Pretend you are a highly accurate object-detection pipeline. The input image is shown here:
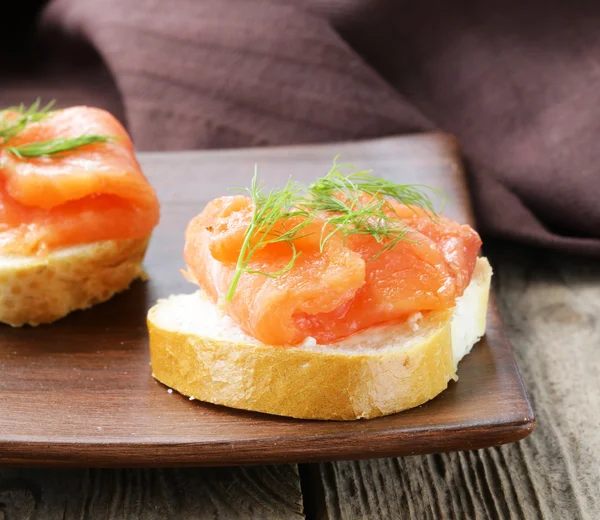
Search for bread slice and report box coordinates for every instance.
[0,236,151,326]
[148,257,492,420]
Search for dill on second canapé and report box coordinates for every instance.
[225,168,314,301]
[225,158,447,299]
[303,158,443,258]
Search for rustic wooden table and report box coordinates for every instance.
[1,240,598,519]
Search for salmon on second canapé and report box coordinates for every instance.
[184,188,481,346]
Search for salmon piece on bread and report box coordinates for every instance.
[183,197,480,345]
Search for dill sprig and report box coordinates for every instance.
[0,99,56,144]
[226,167,313,301]
[0,99,116,158]
[6,135,113,158]
[303,157,445,258]
[305,190,411,260]
[307,157,444,215]
[225,158,446,298]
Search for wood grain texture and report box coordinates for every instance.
[0,135,533,467]
[0,465,304,519]
[308,241,600,520]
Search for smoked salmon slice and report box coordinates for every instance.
[294,202,481,343]
[0,106,159,255]
[184,196,367,346]
[184,181,481,346]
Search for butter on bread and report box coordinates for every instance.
[0,236,150,326]
[148,257,492,420]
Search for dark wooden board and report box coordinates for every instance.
[0,135,534,467]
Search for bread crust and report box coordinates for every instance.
[148,300,457,420]
[0,236,150,326]
[148,257,492,420]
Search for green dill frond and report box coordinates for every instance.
[6,135,112,158]
[303,156,443,256]
[0,99,56,144]
[225,157,447,298]
[225,167,313,301]
[308,155,445,215]
[0,100,117,158]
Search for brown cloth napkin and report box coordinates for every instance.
[2,0,600,255]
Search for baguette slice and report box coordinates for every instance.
[148,257,492,420]
[0,236,151,326]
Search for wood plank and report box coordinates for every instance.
[0,465,305,519]
[306,240,600,519]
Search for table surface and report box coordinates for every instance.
[1,141,598,519]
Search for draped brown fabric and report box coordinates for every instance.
[2,0,600,255]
